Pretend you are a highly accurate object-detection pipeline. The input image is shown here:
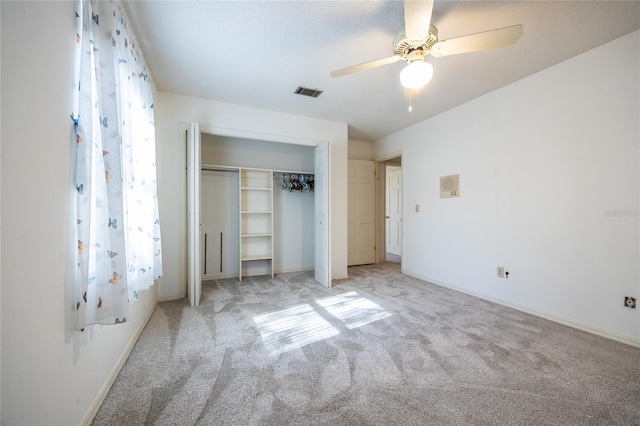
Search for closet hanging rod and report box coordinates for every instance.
[272,170,314,176]
[199,164,313,175]
[200,165,239,173]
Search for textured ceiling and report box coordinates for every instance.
[124,1,640,142]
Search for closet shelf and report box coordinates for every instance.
[240,186,272,191]
[240,168,274,281]
[241,254,272,261]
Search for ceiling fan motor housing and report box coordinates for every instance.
[394,25,439,61]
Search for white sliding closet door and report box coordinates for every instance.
[314,142,330,287]
[201,170,239,280]
[187,122,202,306]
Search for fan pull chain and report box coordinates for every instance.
[408,89,413,112]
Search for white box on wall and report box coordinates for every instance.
[440,174,460,198]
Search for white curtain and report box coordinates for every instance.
[72,0,162,329]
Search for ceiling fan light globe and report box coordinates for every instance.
[400,61,433,89]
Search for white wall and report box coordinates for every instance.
[348,139,373,160]
[1,2,159,424]
[155,92,349,300]
[273,183,315,273]
[374,31,640,345]
[202,133,315,172]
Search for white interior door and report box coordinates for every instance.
[348,159,375,265]
[314,142,330,287]
[386,166,402,257]
[187,122,202,306]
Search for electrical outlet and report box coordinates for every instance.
[497,266,505,278]
[624,296,636,309]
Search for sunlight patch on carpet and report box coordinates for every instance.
[317,291,392,329]
[254,292,392,355]
[253,303,339,356]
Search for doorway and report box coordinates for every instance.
[376,156,402,265]
[385,163,402,263]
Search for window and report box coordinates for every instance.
[71,0,162,329]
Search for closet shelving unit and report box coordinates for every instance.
[239,168,274,280]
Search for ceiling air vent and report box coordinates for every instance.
[294,86,323,98]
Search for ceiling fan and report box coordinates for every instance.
[330,0,523,90]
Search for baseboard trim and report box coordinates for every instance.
[159,294,186,302]
[275,267,314,274]
[202,273,237,281]
[81,298,159,426]
[402,268,640,349]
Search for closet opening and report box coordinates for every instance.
[186,123,330,306]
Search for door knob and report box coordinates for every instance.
[385,216,390,219]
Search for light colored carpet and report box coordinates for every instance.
[385,253,401,263]
[93,263,640,425]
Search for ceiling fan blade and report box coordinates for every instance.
[431,24,523,57]
[330,55,402,78]
[404,0,434,42]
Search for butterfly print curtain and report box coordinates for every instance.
[72,0,162,329]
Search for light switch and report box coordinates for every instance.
[415,204,420,212]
